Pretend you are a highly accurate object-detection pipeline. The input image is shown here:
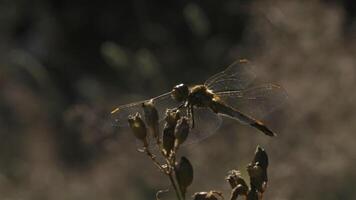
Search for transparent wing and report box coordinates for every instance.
[204,59,257,92]
[110,92,181,127]
[184,107,223,145]
[215,83,288,120]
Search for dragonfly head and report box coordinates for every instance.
[171,83,189,102]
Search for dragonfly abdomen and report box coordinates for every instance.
[209,99,276,136]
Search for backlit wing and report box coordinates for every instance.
[110,92,180,127]
[215,83,288,120]
[204,59,257,92]
[185,107,223,145]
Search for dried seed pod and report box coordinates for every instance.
[162,124,175,156]
[247,163,264,192]
[175,156,194,196]
[128,113,148,146]
[226,170,248,189]
[165,109,181,127]
[230,184,249,200]
[253,146,268,171]
[174,117,190,147]
[253,146,268,185]
[226,174,237,189]
[142,100,159,138]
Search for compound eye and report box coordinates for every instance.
[171,83,189,102]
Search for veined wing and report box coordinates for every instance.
[204,59,257,92]
[111,92,180,127]
[184,107,223,145]
[215,83,288,120]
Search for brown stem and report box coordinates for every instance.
[168,171,184,200]
[144,148,165,173]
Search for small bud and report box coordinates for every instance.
[175,157,194,196]
[142,101,159,138]
[226,170,248,189]
[174,117,190,147]
[128,113,148,146]
[162,124,175,156]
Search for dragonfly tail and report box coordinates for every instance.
[250,120,276,137]
[211,100,276,137]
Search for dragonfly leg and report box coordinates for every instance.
[190,105,195,128]
[169,102,185,113]
[177,103,185,109]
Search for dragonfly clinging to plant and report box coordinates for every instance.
[111,59,287,141]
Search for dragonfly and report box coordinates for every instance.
[111,59,287,142]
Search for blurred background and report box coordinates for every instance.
[1,0,356,199]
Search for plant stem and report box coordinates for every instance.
[168,171,184,200]
[144,148,165,173]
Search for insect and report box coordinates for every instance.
[111,59,287,141]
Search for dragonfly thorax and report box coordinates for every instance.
[188,85,214,107]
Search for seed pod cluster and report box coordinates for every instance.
[162,109,181,155]
[175,156,194,196]
[128,113,148,147]
[227,146,269,200]
[162,109,191,156]
[126,99,271,200]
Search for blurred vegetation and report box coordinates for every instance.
[1,0,356,199]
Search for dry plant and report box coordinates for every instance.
[127,101,270,200]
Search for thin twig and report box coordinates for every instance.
[156,188,169,200]
[143,148,165,173]
[144,146,184,200]
[168,171,184,200]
